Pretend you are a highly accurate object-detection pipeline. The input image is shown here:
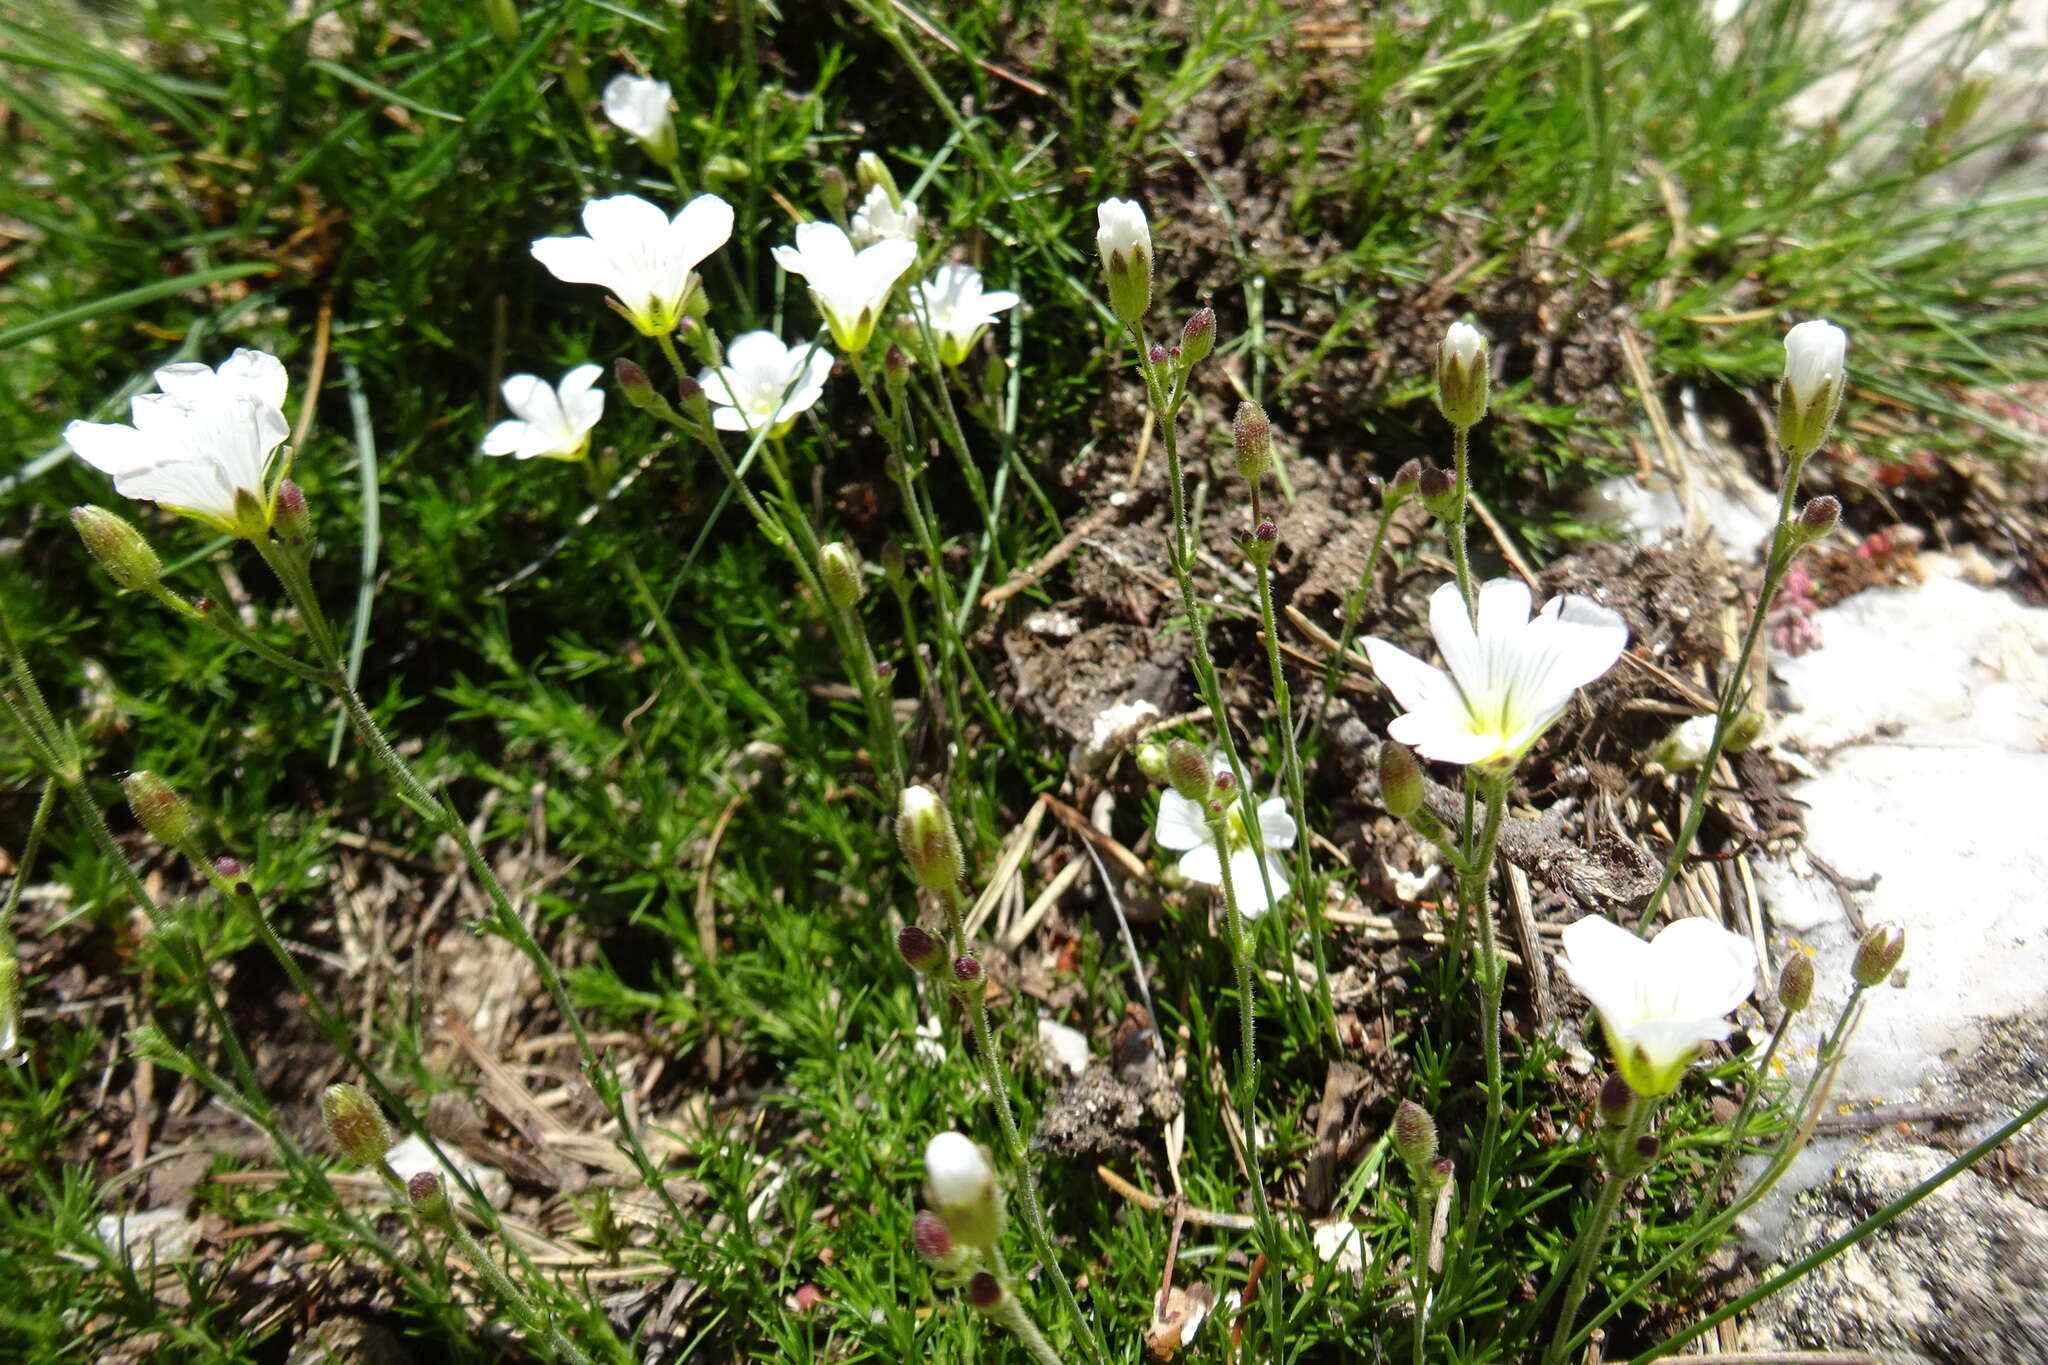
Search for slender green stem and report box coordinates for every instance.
[992,1291,1068,1365]
[248,535,692,1234]
[1463,776,1510,1222]
[1631,1086,2048,1364]
[1557,988,1870,1353]
[1410,1181,1433,1365]
[837,600,907,796]
[1686,1010,1793,1233]
[1248,485,1333,1034]
[937,885,1106,1365]
[1542,1096,1655,1365]
[1637,448,1813,931]
[1449,424,1476,616]
[436,1201,599,1365]
[1305,503,1397,755]
[1127,326,1286,1344]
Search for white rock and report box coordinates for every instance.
[1036,1017,1091,1077]
[1747,563,2048,1238]
[1070,697,1160,776]
[382,1134,511,1213]
[93,1207,201,1263]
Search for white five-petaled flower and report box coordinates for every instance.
[771,221,918,355]
[600,73,676,166]
[1154,758,1298,918]
[1557,915,1758,1097]
[1364,578,1629,772]
[482,365,605,462]
[850,184,921,249]
[912,264,1020,367]
[64,349,291,537]
[530,193,733,337]
[697,332,834,438]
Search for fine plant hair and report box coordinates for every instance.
[14,6,2048,1362]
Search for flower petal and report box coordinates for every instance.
[1363,636,1457,718]
[218,349,289,411]
[1645,916,1757,1018]
[65,420,153,477]
[1155,790,1209,851]
[481,419,529,456]
[1557,915,1652,1029]
[669,193,734,271]
[581,193,670,244]
[1256,797,1297,851]
[1178,843,1222,887]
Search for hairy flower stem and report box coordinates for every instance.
[989,1291,1068,1365]
[1305,505,1396,754]
[1636,445,1816,932]
[936,885,1107,1365]
[1248,485,1334,1034]
[1449,424,1477,616]
[1542,1095,1655,1365]
[1410,1179,1434,1365]
[1461,777,1511,1228]
[386,1154,600,1365]
[1129,328,1286,1345]
[249,536,691,1233]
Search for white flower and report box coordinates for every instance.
[482,364,605,461]
[1095,197,1150,265]
[1558,915,1758,1097]
[697,331,834,438]
[1153,758,1297,918]
[912,264,1020,367]
[1443,320,1485,368]
[850,183,921,248]
[771,221,918,354]
[530,193,733,336]
[1364,578,1629,771]
[1782,319,1847,411]
[64,349,290,536]
[600,73,676,165]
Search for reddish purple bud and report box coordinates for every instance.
[1148,344,1169,368]
[615,357,655,408]
[952,955,982,985]
[1211,768,1236,794]
[912,1209,954,1263]
[967,1272,1003,1310]
[1599,1071,1636,1121]
[898,925,942,972]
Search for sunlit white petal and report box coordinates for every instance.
[698,331,834,437]
[482,365,605,461]
[1558,915,1757,1096]
[530,193,732,334]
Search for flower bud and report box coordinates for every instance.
[1430,1157,1454,1187]
[896,786,964,890]
[967,1271,1004,1311]
[1598,1071,1635,1122]
[855,151,901,206]
[1233,401,1272,482]
[1210,768,1236,794]
[483,0,520,43]
[407,1169,451,1223]
[1777,953,1815,1013]
[320,1083,393,1166]
[1434,321,1490,430]
[1850,922,1906,988]
[897,925,943,975]
[274,480,311,546]
[1384,459,1422,507]
[1378,742,1424,820]
[1096,198,1153,325]
[71,506,162,592]
[951,955,982,986]
[1135,740,1169,783]
[1237,518,1278,568]
[819,166,850,217]
[911,1209,955,1264]
[1417,466,1460,521]
[1165,740,1212,803]
[1722,709,1765,754]
[1148,343,1169,369]
[819,542,864,611]
[1787,495,1841,548]
[123,771,195,846]
[1179,307,1216,368]
[1391,1100,1438,1178]
[1778,320,1848,458]
[880,542,907,586]
[1634,1133,1662,1164]
[615,357,656,410]
[924,1131,1002,1251]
